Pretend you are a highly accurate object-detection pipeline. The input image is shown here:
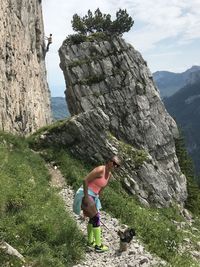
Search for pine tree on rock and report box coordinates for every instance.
[71,8,134,36]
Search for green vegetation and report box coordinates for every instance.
[72,8,134,36]
[66,32,109,45]
[66,9,134,45]
[2,126,200,267]
[66,34,87,45]
[31,144,200,267]
[175,134,200,215]
[164,79,200,175]
[27,118,69,150]
[118,140,148,168]
[0,132,85,267]
[107,132,148,168]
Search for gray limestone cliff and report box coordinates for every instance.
[0,0,51,135]
[37,35,187,207]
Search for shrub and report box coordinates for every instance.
[71,8,134,36]
[175,134,200,215]
[66,34,87,45]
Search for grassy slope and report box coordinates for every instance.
[0,132,85,267]
[32,143,200,267]
[1,126,200,267]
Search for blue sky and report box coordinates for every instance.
[42,0,200,97]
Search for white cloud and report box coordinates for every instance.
[42,0,200,52]
[126,0,200,51]
[42,0,200,95]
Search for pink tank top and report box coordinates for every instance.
[88,166,109,194]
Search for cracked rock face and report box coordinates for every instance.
[56,36,187,206]
[0,0,51,135]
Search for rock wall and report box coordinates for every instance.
[56,35,187,206]
[0,0,51,135]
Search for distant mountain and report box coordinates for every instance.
[164,75,200,174]
[153,65,200,97]
[51,97,70,120]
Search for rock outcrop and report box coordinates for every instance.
[38,35,187,207]
[0,0,51,135]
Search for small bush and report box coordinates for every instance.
[87,32,109,42]
[175,134,200,215]
[71,9,134,36]
[66,34,87,45]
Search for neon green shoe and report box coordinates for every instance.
[93,227,108,253]
[95,244,109,253]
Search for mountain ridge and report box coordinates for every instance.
[51,97,69,120]
[153,65,200,97]
[164,76,200,175]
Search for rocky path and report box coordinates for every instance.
[47,164,165,267]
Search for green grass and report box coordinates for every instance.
[2,128,200,266]
[0,132,85,267]
[34,146,200,267]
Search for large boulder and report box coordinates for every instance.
[48,35,187,206]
